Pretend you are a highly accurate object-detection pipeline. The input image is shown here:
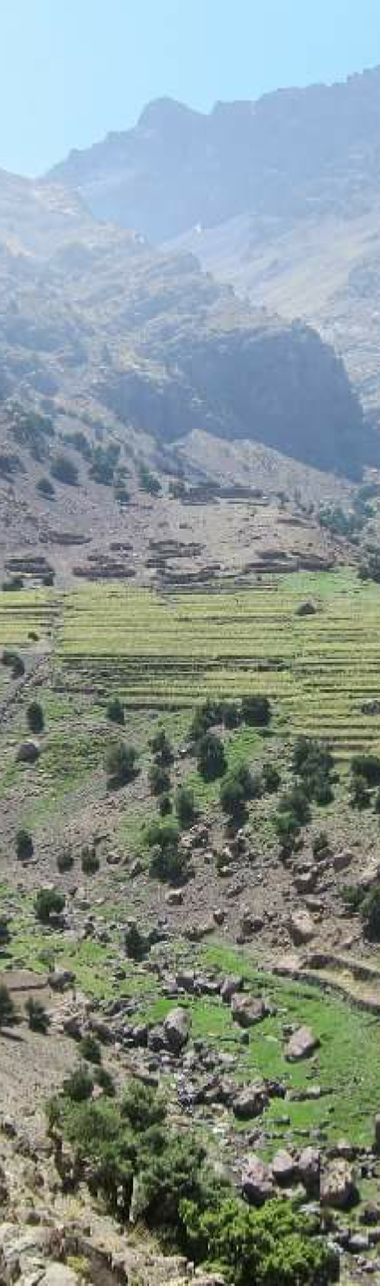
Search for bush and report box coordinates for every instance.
[274,810,301,855]
[37,476,55,498]
[149,729,174,765]
[90,444,119,486]
[292,738,335,803]
[148,763,171,796]
[80,1033,102,1065]
[150,843,188,884]
[262,762,281,793]
[125,922,147,961]
[221,701,242,729]
[341,884,365,914]
[106,697,125,726]
[349,775,371,810]
[63,1065,93,1103]
[312,831,330,859]
[175,785,197,828]
[278,785,311,827]
[145,819,180,852]
[158,793,172,816]
[189,699,224,742]
[0,985,18,1030]
[197,732,227,782]
[220,764,257,819]
[182,1194,334,1286]
[362,884,380,941]
[81,846,100,876]
[57,848,74,874]
[25,997,50,1033]
[51,453,79,486]
[241,695,272,727]
[2,649,25,678]
[105,741,137,787]
[27,701,44,734]
[0,917,10,948]
[35,887,65,924]
[95,1067,115,1097]
[16,828,34,861]
[351,754,380,786]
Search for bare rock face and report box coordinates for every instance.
[320,1159,359,1210]
[285,1026,320,1062]
[164,1007,191,1055]
[232,1084,269,1120]
[242,1154,274,1206]
[231,994,268,1028]
[288,910,315,946]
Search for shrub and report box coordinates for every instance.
[278,785,311,827]
[2,649,25,678]
[241,695,271,727]
[63,1065,93,1102]
[95,1067,115,1097]
[274,810,301,855]
[341,884,366,914]
[221,701,242,729]
[149,763,171,796]
[158,793,172,816]
[81,846,100,876]
[0,985,18,1030]
[150,843,188,884]
[149,729,174,765]
[262,762,281,793]
[51,453,79,486]
[145,819,180,852]
[16,828,34,861]
[57,848,74,874]
[0,917,10,948]
[292,738,335,801]
[175,785,196,828]
[105,741,137,787]
[90,444,119,486]
[189,699,224,742]
[220,764,257,819]
[106,697,125,726]
[362,884,380,941]
[37,476,55,498]
[35,887,65,924]
[80,1033,102,1065]
[125,922,147,961]
[197,732,227,782]
[312,831,330,859]
[182,1194,334,1286]
[25,997,50,1033]
[351,754,380,786]
[27,701,44,733]
[349,775,371,810]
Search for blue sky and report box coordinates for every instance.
[0,0,379,175]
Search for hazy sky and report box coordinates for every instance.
[0,0,379,176]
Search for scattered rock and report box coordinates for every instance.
[320,1159,359,1210]
[165,889,183,907]
[164,1007,191,1055]
[242,1154,274,1206]
[272,1150,296,1185]
[48,969,75,992]
[298,1147,321,1195]
[296,600,317,616]
[231,994,269,1029]
[220,975,244,1003]
[232,1084,268,1120]
[285,1026,320,1062]
[213,908,226,926]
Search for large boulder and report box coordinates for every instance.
[16,740,40,764]
[285,1026,320,1062]
[288,910,315,946]
[298,1146,321,1196]
[242,1154,274,1206]
[320,1159,359,1210]
[220,974,244,1003]
[231,994,268,1028]
[232,1084,268,1120]
[272,1149,296,1186]
[164,1007,191,1055]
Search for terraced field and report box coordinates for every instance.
[2,570,380,759]
[57,569,380,758]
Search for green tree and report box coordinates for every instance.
[106,697,125,726]
[197,732,226,782]
[105,741,137,787]
[16,829,34,861]
[175,785,197,828]
[241,695,272,727]
[35,888,65,924]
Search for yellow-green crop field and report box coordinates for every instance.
[2,569,380,759]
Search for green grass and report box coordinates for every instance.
[56,570,380,758]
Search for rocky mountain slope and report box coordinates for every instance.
[48,67,380,419]
[0,170,374,482]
